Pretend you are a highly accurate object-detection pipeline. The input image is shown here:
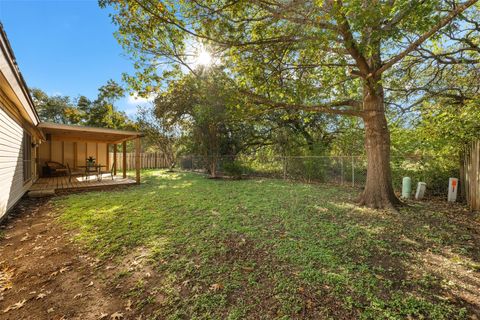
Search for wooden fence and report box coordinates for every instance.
[109,152,169,170]
[463,140,480,211]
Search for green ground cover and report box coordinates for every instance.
[55,170,480,319]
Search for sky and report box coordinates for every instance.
[0,0,149,117]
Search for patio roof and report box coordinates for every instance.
[38,122,143,144]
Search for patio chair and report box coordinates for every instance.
[98,161,115,180]
[66,163,84,182]
[85,163,98,181]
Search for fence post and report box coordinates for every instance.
[283,156,287,180]
[352,156,355,187]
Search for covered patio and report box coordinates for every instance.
[31,122,143,194]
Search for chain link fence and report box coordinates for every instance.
[178,155,368,187]
[177,154,458,195]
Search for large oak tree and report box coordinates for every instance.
[100,0,478,209]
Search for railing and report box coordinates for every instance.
[109,152,170,170]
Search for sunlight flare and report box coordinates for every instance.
[195,48,213,67]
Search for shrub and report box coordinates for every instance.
[222,160,244,179]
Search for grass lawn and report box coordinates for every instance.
[54,170,480,319]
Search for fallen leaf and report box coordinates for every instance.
[86,281,94,287]
[306,299,314,309]
[47,308,54,313]
[73,293,82,299]
[59,267,69,273]
[0,266,14,292]
[36,293,46,300]
[99,313,108,319]
[111,311,124,319]
[3,299,26,313]
[209,283,223,291]
[125,299,132,311]
[20,234,29,242]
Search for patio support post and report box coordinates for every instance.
[135,137,141,184]
[74,142,77,167]
[122,141,127,178]
[113,144,117,176]
[106,143,110,172]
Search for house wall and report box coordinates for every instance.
[0,24,42,221]
[0,105,38,220]
[38,140,109,173]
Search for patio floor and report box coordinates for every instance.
[29,174,137,193]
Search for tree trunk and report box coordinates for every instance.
[459,150,466,202]
[209,156,218,178]
[358,83,401,209]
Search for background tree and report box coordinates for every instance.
[31,88,82,124]
[154,68,267,177]
[31,80,136,130]
[100,0,478,209]
[137,105,177,169]
[87,80,135,129]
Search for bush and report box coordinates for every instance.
[391,159,459,196]
[286,157,327,182]
[222,160,244,179]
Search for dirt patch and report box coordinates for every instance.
[0,198,132,320]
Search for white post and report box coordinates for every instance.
[448,178,458,202]
[415,182,427,200]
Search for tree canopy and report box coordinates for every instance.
[100,0,480,208]
[32,79,136,130]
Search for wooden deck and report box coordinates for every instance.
[29,174,137,192]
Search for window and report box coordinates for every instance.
[23,131,32,182]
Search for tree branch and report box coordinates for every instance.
[377,0,479,74]
[240,90,363,117]
[334,1,371,75]
[381,1,428,31]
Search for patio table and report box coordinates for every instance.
[77,165,107,181]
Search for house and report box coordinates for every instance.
[0,23,44,219]
[0,24,142,221]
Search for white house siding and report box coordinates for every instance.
[0,105,33,219]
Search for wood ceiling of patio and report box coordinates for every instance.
[38,122,143,144]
